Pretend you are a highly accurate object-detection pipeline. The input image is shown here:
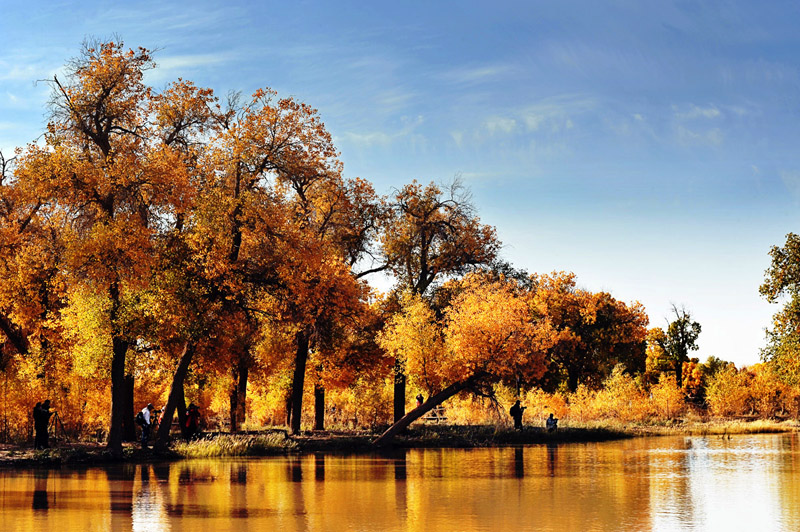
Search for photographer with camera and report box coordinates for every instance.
[509,399,526,430]
[33,399,54,449]
[137,403,155,448]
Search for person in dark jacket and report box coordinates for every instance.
[33,400,54,449]
[509,400,526,430]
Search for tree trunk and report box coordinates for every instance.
[285,391,293,428]
[290,329,310,435]
[155,341,194,453]
[374,374,485,447]
[229,362,248,433]
[567,370,579,393]
[314,385,325,431]
[0,313,28,356]
[107,281,129,458]
[107,335,129,457]
[121,374,135,442]
[393,361,406,423]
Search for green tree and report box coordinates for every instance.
[663,306,701,386]
[760,232,800,385]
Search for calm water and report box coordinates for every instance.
[2,433,800,531]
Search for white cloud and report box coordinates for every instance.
[338,115,425,148]
[339,131,394,146]
[520,95,596,134]
[146,53,233,82]
[676,125,723,146]
[441,64,515,84]
[674,104,722,120]
[484,116,517,135]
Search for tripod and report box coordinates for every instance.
[49,411,70,445]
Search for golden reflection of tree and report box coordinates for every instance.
[131,465,171,532]
[781,433,800,527]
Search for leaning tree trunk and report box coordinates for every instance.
[373,373,485,447]
[0,313,28,356]
[289,328,311,435]
[155,341,194,453]
[314,385,325,431]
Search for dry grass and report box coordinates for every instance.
[173,432,298,458]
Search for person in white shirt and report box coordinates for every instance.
[140,403,154,448]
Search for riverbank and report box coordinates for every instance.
[1,419,796,467]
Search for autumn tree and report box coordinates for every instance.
[374,273,553,445]
[14,42,199,456]
[531,272,648,392]
[0,150,67,365]
[644,327,672,385]
[381,179,500,421]
[181,84,381,434]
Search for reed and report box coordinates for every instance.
[174,432,298,458]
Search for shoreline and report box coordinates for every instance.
[1,419,796,468]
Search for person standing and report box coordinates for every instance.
[546,413,558,432]
[34,400,54,449]
[140,403,155,448]
[185,403,200,440]
[509,400,526,430]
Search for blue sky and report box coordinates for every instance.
[3,1,800,366]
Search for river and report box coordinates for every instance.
[1,432,799,531]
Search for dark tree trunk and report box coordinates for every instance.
[567,370,579,393]
[107,281,129,458]
[314,385,325,431]
[393,361,406,423]
[107,334,129,457]
[374,373,485,447]
[290,329,310,435]
[285,391,293,427]
[229,362,248,433]
[121,374,135,442]
[155,341,194,452]
[0,313,28,356]
[176,382,187,437]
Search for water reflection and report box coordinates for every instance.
[513,447,524,478]
[546,443,557,477]
[31,470,48,510]
[1,434,800,531]
[132,465,170,532]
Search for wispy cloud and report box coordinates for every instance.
[674,104,722,120]
[0,53,62,82]
[145,53,235,83]
[441,64,516,85]
[520,95,595,133]
[338,115,425,148]
[484,116,517,135]
[676,125,724,146]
